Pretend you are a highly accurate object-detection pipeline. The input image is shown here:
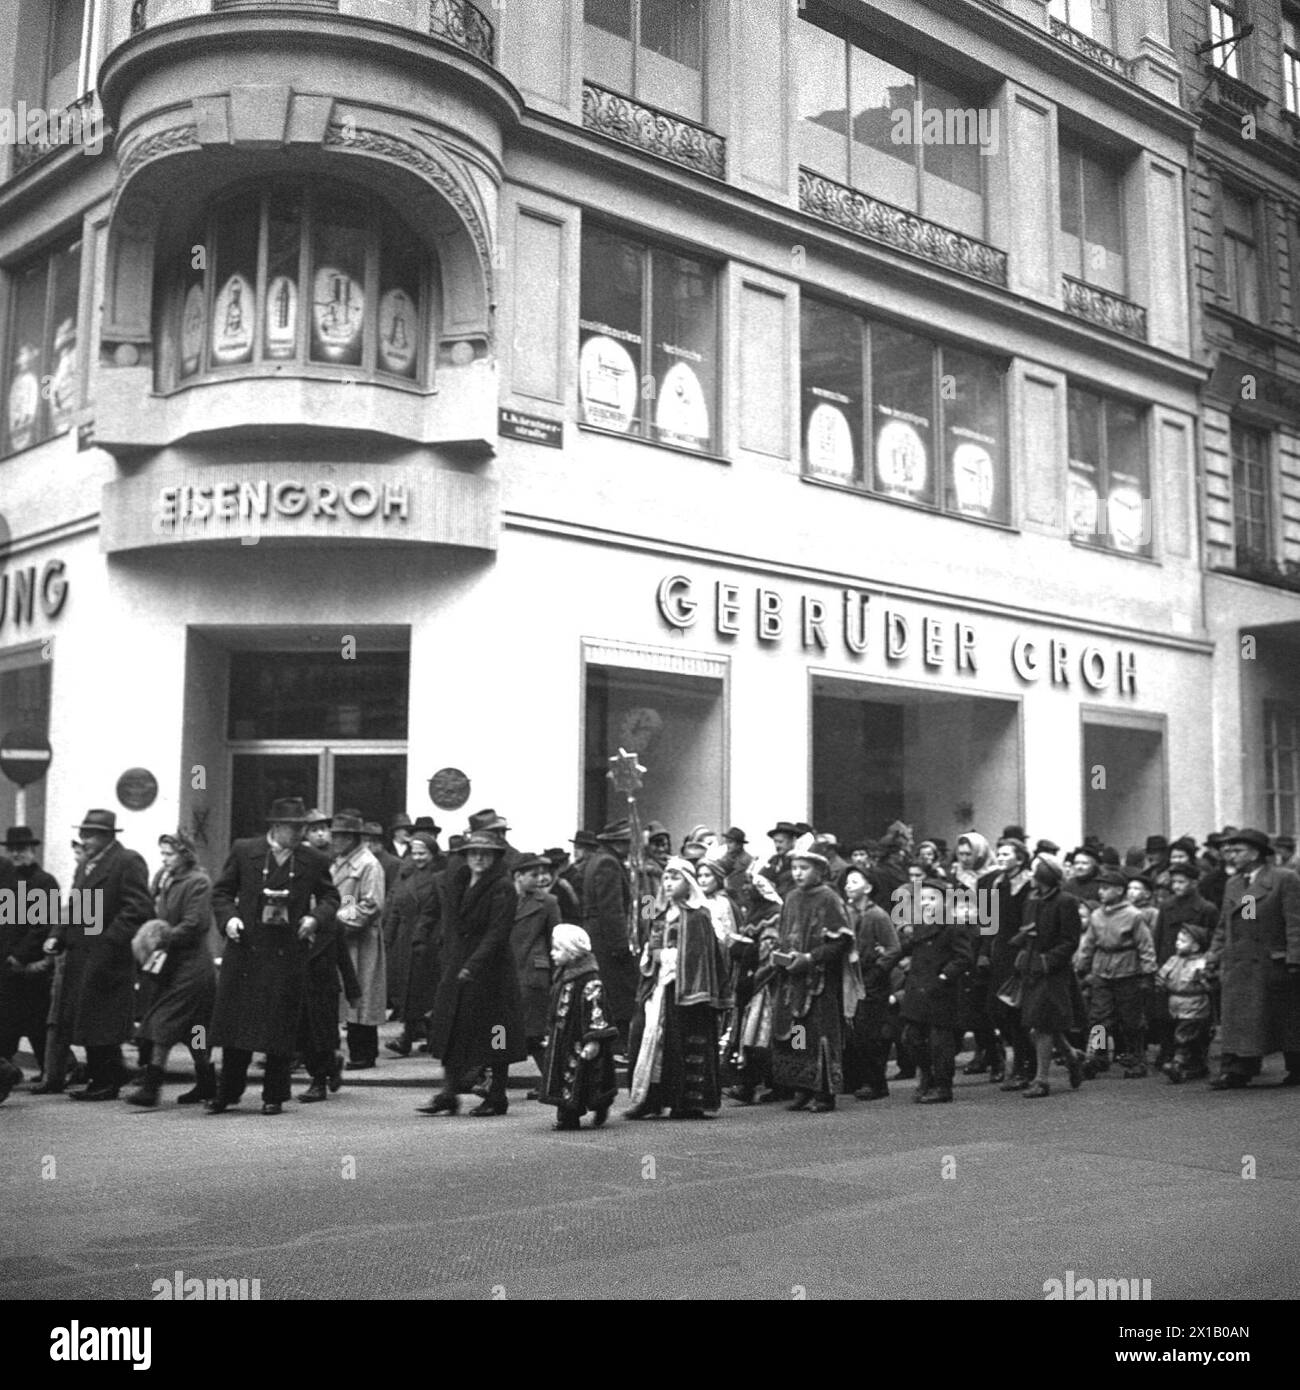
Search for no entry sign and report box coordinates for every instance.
[0,729,52,787]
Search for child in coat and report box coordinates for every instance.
[1155,922,1213,1083]
[538,925,619,1131]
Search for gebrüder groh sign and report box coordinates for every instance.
[656,574,1138,696]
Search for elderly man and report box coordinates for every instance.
[581,820,639,1055]
[208,797,340,1115]
[332,810,387,1071]
[1206,829,1300,1089]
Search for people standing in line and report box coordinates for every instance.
[769,846,857,1113]
[984,839,1034,1090]
[842,865,898,1101]
[304,810,333,857]
[364,821,403,897]
[510,852,560,1088]
[1156,921,1214,1084]
[579,819,639,1059]
[540,849,581,925]
[44,810,153,1102]
[719,827,753,898]
[1206,829,1300,1089]
[538,924,619,1131]
[0,827,56,1087]
[122,831,218,1108]
[389,813,414,859]
[626,857,727,1120]
[1151,860,1218,1069]
[207,798,340,1116]
[331,810,387,1071]
[1077,866,1158,1078]
[419,831,525,1117]
[382,830,442,1057]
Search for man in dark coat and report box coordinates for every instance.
[46,810,153,1100]
[510,853,560,1080]
[364,822,403,896]
[297,902,363,1103]
[760,821,799,900]
[1207,829,1300,1088]
[0,827,57,1082]
[419,831,526,1116]
[579,820,639,1050]
[208,797,340,1115]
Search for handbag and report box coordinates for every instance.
[996,974,1023,1009]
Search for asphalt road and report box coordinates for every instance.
[2,1040,1298,1302]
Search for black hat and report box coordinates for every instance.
[1166,861,1198,881]
[1275,834,1297,853]
[447,834,467,852]
[571,830,600,850]
[543,847,569,867]
[1221,828,1273,855]
[918,874,948,893]
[1144,835,1169,855]
[1034,838,1060,856]
[331,811,366,836]
[1002,824,1027,843]
[724,826,747,844]
[1126,871,1154,890]
[767,821,799,839]
[1100,847,1120,867]
[597,818,632,843]
[1169,835,1198,858]
[1123,847,1145,869]
[794,822,813,836]
[412,816,441,835]
[512,853,549,874]
[1070,844,1099,863]
[389,813,413,832]
[1097,866,1128,887]
[362,821,384,838]
[264,798,311,825]
[74,809,123,835]
[1178,921,1211,949]
[462,830,508,853]
[468,808,509,833]
[2,826,41,849]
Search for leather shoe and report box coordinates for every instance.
[261,1102,283,1115]
[1209,1073,1248,1090]
[853,1086,888,1101]
[384,1038,412,1057]
[1022,1081,1051,1098]
[70,1084,120,1102]
[809,1098,835,1113]
[592,1103,610,1127]
[299,1082,328,1103]
[344,1059,375,1071]
[468,1097,508,1117]
[29,1080,66,1095]
[623,1101,662,1119]
[327,1052,343,1093]
[919,1089,952,1104]
[416,1092,459,1116]
[785,1092,812,1111]
[204,1098,234,1114]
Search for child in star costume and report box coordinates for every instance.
[538,925,619,1131]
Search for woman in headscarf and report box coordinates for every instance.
[952,831,995,1074]
[723,868,784,1103]
[626,857,727,1120]
[538,924,619,1130]
[123,831,217,1108]
[382,831,442,1057]
[985,838,1035,1089]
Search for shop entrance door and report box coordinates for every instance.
[229,747,407,840]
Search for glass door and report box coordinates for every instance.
[230,752,320,840]
[228,746,407,840]
[330,753,408,826]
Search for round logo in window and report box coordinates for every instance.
[378,288,418,377]
[655,362,709,448]
[212,274,255,365]
[48,319,78,434]
[6,344,39,452]
[312,267,364,362]
[876,419,927,495]
[1069,474,1099,539]
[264,275,299,360]
[1107,485,1147,550]
[578,334,637,432]
[952,442,995,514]
[807,403,855,477]
[181,283,205,377]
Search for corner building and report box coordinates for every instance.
[0,0,1247,887]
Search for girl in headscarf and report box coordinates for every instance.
[626,857,727,1120]
[538,925,619,1130]
[697,856,743,1083]
[952,831,995,1074]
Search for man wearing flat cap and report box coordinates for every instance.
[1206,829,1300,1088]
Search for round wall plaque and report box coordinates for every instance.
[428,767,471,812]
[116,767,159,812]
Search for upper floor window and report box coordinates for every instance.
[154,183,432,392]
[1049,0,1115,48]
[578,225,718,454]
[801,297,1009,524]
[1067,385,1150,555]
[3,234,81,456]
[1059,139,1125,294]
[1209,1,1243,79]
[1221,187,1260,320]
[584,0,704,123]
[1264,702,1300,839]
[1283,13,1300,116]
[1230,421,1271,561]
[795,20,988,241]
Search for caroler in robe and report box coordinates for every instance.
[538,924,619,1130]
[626,857,728,1120]
[770,845,860,1112]
[719,869,783,1096]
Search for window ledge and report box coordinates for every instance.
[800,470,1016,533]
[1069,537,1159,566]
[576,421,730,466]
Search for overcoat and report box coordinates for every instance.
[1209,863,1300,1057]
[770,882,854,1093]
[1154,891,1218,966]
[580,847,638,1025]
[511,887,559,1038]
[0,862,57,1030]
[334,844,387,1028]
[209,837,340,1055]
[1014,886,1083,1033]
[138,865,217,1048]
[427,859,527,1075]
[382,858,440,1020]
[56,840,153,1047]
[883,916,973,1029]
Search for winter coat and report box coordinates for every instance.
[0,863,57,1019]
[1153,891,1219,966]
[580,847,638,1026]
[209,837,340,1055]
[1208,864,1300,1058]
[138,865,217,1048]
[382,858,440,1019]
[512,887,559,1039]
[1077,902,1157,980]
[54,840,154,1047]
[334,844,387,1028]
[848,898,898,1007]
[869,857,908,913]
[882,917,973,1029]
[1014,887,1082,1033]
[373,847,403,895]
[427,859,527,1074]
[1156,951,1212,1022]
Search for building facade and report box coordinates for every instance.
[0,0,1290,889]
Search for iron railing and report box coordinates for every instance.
[582,82,725,180]
[1061,274,1147,340]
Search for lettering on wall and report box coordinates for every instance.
[656,573,1138,696]
[0,559,69,634]
[156,481,410,529]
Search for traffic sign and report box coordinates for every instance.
[0,729,52,787]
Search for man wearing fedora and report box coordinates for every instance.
[760,822,800,899]
[0,827,58,1086]
[332,810,387,1071]
[1206,829,1300,1089]
[581,820,639,1058]
[44,810,153,1100]
[207,797,340,1115]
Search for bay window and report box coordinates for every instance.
[3,235,81,455]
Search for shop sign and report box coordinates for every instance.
[656,573,1138,696]
[155,480,411,528]
[0,558,70,634]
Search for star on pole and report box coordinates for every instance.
[607,747,646,798]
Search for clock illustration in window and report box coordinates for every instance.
[616,707,663,757]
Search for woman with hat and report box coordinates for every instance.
[122,831,218,1108]
[626,857,727,1120]
[381,830,443,1057]
[419,831,526,1116]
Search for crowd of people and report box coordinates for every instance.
[1,802,1297,1125]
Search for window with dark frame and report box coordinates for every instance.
[800,296,1009,524]
[154,182,430,392]
[578,224,718,455]
[1210,0,1243,79]
[1230,420,1271,562]
[1059,137,1126,295]
[794,17,987,241]
[1283,12,1300,116]
[1264,702,1300,839]
[1066,385,1151,555]
[583,0,705,122]
[2,234,81,456]
[1221,187,1260,320]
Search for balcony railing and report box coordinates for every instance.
[8,92,101,176]
[429,0,495,65]
[798,169,1008,288]
[1048,18,1135,81]
[1061,274,1147,341]
[581,83,725,180]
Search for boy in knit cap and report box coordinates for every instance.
[1076,867,1158,1077]
[537,924,619,1131]
[1155,919,1214,1083]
